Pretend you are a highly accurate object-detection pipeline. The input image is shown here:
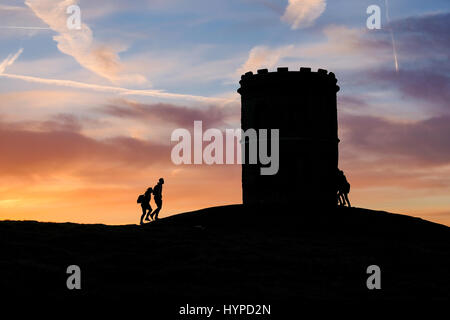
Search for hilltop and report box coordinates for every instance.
[0,205,449,305]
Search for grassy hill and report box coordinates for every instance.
[1,205,449,305]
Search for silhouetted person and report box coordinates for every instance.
[337,169,351,207]
[150,178,164,220]
[337,175,345,206]
[139,187,153,225]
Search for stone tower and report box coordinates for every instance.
[238,67,340,208]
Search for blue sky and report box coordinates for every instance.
[1,0,448,96]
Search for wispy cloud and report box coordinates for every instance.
[281,0,326,29]
[236,25,387,74]
[0,4,27,11]
[101,98,238,128]
[25,0,146,85]
[236,45,294,75]
[0,48,23,73]
[0,48,229,103]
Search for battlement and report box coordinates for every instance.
[238,67,339,95]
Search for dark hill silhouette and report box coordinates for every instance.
[1,205,449,305]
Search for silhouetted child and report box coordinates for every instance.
[139,187,153,225]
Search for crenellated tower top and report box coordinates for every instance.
[238,67,340,96]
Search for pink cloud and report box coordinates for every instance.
[101,98,239,128]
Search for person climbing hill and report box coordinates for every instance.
[150,178,164,221]
[138,187,153,225]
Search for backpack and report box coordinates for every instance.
[137,194,145,204]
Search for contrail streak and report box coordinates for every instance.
[0,26,51,30]
[385,0,399,73]
[0,48,23,73]
[0,49,232,104]
[0,72,231,104]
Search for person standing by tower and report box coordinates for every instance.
[337,170,351,207]
[151,178,164,220]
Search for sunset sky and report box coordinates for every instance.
[0,0,449,225]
